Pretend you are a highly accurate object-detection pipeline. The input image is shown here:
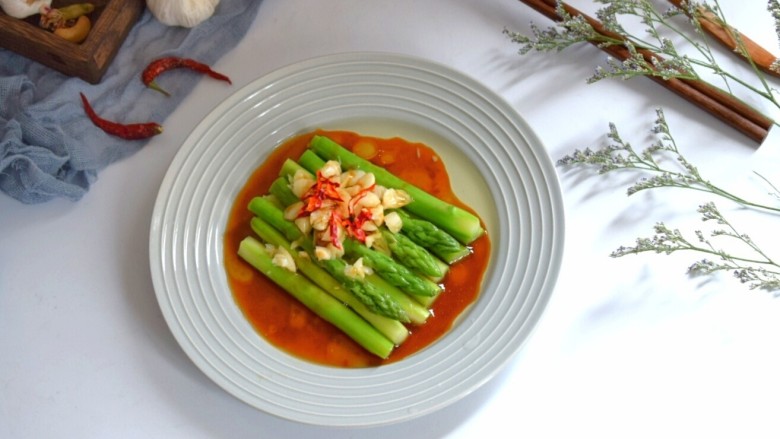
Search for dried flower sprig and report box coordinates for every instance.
[612,203,780,291]
[559,108,780,213]
[507,3,618,54]
[505,0,780,110]
[559,109,780,291]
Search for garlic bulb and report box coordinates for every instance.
[146,0,219,28]
[0,0,52,19]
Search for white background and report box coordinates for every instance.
[3,0,780,437]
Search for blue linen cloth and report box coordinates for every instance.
[0,0,262,204]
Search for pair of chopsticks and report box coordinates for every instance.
[518,0,775,144]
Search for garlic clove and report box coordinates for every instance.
[146,0,219,28]
[1,0,52,19]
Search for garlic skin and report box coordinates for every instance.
[0,0,52,19]
[146,0,219,28]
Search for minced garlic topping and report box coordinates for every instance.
[286,160,412,259]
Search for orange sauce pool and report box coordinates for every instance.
[224,130,491,368]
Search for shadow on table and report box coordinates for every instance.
[154,346,518,439]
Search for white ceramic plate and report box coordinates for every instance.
[149,52,564,427]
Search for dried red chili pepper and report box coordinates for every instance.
[142,57,232,97]
[345,208,372,243]
[80,93,163,140]
[298,171,343,217]
[329,210,344,250]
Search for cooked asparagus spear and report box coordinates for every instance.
[247,196,301,242]
[381,229,448,281]
[343,238,441,297]
[308,135,484,245]
[363,273,430,325]
[280,158,308,179]
[237,236,395,359]
[269,177,299,207]
[296,149,326,175]
[394,210,471,264]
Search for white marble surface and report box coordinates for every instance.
[2,0,780,437]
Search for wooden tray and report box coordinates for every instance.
[0,0,145,83]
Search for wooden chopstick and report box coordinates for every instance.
[518,0,774,144]
[666,0,780,79]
